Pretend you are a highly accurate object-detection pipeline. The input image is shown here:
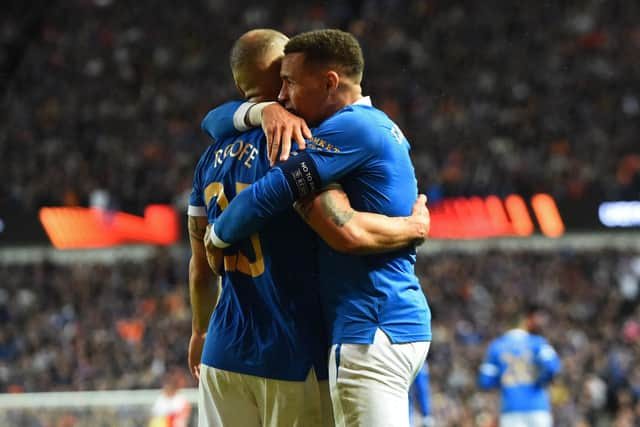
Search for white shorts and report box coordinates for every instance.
[198,365,332,427]
[500,411,552,427]
[329,328,430,427]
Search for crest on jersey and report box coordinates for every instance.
[390,124,405,144]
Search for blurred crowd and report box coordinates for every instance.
[2,1,640,426]
[420,250,640,426]
[0,248,189,393]
[2,0,639,217]
[1,249,640,426]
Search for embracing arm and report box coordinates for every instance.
[201,100,248,141]
[209,166,297,247]
[202,101,310,165]
[187,215,221,380]
[295,187,429,254]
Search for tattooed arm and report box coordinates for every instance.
[187,215,221,380]
[295,187,430,255]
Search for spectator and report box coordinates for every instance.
[1,1,639,218]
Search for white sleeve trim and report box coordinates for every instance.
[208,224,230,248]
[538,344,557,361]
[247,101,276,126]
[232,102,256,131]
[479,363,499,377]
[187,205,207,217]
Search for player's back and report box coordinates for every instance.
[193,124,325,381]
[487,330,553,413]
[308,101,431,346]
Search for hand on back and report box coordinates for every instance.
[410,195,430,246]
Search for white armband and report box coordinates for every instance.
[232,102,256,131]
[247,101,277,126]
[207,224,231,248]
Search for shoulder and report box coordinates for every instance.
[326,104,380,132]
[200,101,245,131]
[200,108,218,136]
[532,334,555,350]
[529,334,547,345]
[313,105,385,151]
[201,108,216,129]
[487,337,502,354]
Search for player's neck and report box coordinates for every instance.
[322,86,362,119]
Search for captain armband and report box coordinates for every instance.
[278,151,322,201]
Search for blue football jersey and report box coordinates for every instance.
[210,98,431,345]
[478,329,561,413]
[188,109,328,381]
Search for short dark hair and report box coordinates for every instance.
[284,29,364,82]
[524,303,544,317]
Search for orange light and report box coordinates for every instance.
[504,195,535,236]
[39,204,179,249]
[485,195,513,236]
[429,194,563,239]
[531,193,565,237]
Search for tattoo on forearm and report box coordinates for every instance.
[188,217,205,241]
[320,192,354,227]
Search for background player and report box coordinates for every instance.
[189,29,431,427]
[207,29,432,427]
[409,362,433,427]
[478,304,562,427]
[148,369,192,427]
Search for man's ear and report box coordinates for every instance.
[326,70,339,91]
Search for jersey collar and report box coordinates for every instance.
[506,328,528,335]
[353,96,372,106]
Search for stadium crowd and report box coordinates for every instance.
[1,249,640,426]
[1,0,639,217]
[2,0,640,426]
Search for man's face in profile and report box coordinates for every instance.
[278,52,328,126]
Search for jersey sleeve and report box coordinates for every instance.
[478,342,501,389]
[213,167,295,243]
[212,109,380,245]
[534,338,561,386]
[188,154,207,217]
[201,101,255,141]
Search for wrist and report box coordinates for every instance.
[208,224,230,248]
[191,328,207,337]
[233,102,257,131]
[408,217,427,239]
[247,101,277,126]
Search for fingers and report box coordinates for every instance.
[269,126,282,166]
[190,364,200,381]
[412,194,427,215]
[292,127,306,153]
[280,125,293,163]
[299,122,311,150]
[266,117,311,165]
[302,122,311,140]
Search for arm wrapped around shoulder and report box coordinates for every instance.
[204,224,224,275]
